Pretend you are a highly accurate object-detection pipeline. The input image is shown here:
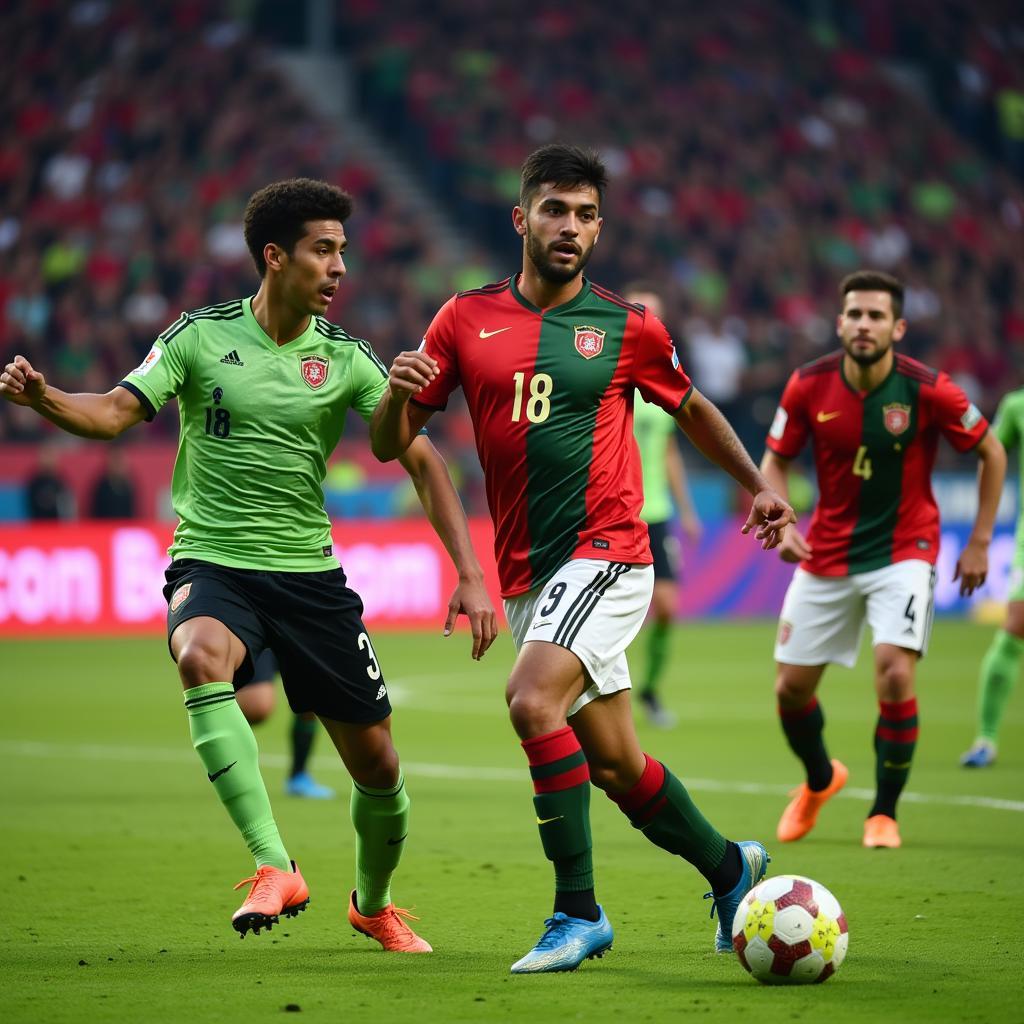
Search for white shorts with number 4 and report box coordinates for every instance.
[774,560,936,668]
[504,559,655,718]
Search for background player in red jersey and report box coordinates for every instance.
[371,144,796,973]
[761,269,1006,850]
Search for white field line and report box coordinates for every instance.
[0,739,1021,814]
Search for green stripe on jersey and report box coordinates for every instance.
[525,298,628,587]
[847,373,921,574]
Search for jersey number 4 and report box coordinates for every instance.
[511,372,553,423]
[852,445,872,480]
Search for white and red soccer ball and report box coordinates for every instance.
[732,875,848,984]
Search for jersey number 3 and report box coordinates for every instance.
[511,372,553,423]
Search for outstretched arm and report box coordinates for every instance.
[674,388,796,550]
[955,430,1007,596]
[1,355,146,439]
[399,434,498,659]
[371,351,438,461]
[760,449,813,563]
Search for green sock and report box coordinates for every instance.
[184,683,290,871]
[640,620,670,697]
[533,786,594,892]
[351,772,410,915]
[977,630,1022,743]
[290,715,317,777]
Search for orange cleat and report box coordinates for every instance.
[347,890,433,952]
[863,814,902,849]
[776,759,849,842]
[231,860,309,937]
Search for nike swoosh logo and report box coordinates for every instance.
[479,327,512,339]
[536,815,564,825]
[531,621,552,629]
[386,833,408,846]
[208,761,237,782]
[816,410,842,423]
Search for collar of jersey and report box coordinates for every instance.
[509,274,592,315]
[243,296,320,351]
[838,352,896,398]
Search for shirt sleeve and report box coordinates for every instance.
[930,371,989,452]
[630,312,693,413]
[764,370,809,459]
[117,314,195,421]
[349,343,389,424]
[993,391,1021,452]
[411,295,461,412]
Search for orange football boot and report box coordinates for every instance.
[348,890,432,952]
[863,814,902,848]
[231,860,309,937]
[776,759,849,842]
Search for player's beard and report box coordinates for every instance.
[525,227,595,285]
[843,334,893,366]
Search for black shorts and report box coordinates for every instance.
[246,649,279,686]
[163,559,391,723]
[648,520,681,582]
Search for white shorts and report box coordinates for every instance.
[774,560,936,668]
[504,559,654,717]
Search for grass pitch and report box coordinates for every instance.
[2,621,1021,1024]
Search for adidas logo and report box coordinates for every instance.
[375,684,387,701]
[220,350,244,366]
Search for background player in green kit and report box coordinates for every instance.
[961,386,1024,767]
[624,284,702,729]
[0,178,498,950]
[371,145,796,974]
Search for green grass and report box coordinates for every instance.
[2,621,1022,1024]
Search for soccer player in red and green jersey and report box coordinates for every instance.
[371,144,796,973]
[0,178,498,950]
[761,270,1006,850]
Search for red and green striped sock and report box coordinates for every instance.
[778,697,833,792]
[522,727,596,918]
[870,697,919,819]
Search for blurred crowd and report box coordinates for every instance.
[2,0,1022,468]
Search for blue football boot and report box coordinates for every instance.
[959,740,996,768]
[510,907,613,973]
[705,840,770,953]
[285,772,335,799]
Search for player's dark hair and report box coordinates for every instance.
[244,178,354,276]
[519,144,607,211]
[840,269,904,319]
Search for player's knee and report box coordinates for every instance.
[587,758,634,794]
[507,687,559,739]
[876,660,914,701]
[774,673,807,708]
[176,639,235,688]
[350,745,400,790]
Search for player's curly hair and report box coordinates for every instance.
[840,269,904,319]
[519,144,607,211]
[243,178,354,277]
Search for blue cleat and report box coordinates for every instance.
[510,907,613,974]
[705,840,770,953]
[285,772,335,799]
[959,740,997,768]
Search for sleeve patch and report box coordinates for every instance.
[961,403,982,430]
[131,345,163,377]
[769,405,789,441]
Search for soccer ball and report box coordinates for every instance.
[731,875,848,984]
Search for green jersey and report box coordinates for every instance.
[120,297,388,571]
[993,388,1024,545]
[633,392,676,524]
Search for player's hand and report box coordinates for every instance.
[443,577,498,660]
[953,538,989,597]
[777,526,813,564]
[680,514,703,542]
[0,355,47,407]
[741,488,797,551]
[388,351,438,403]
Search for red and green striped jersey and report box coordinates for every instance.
[414,276,693,597]
[765,351,989,576]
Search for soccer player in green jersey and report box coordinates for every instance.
[961,387,1024,767]
[371,145,795,973]
[625,284,702,729]
[0,178,498,950]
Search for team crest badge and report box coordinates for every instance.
[882,402,911,436]
[573,325,605,360]
[778,620,792,646]
[170,583,192,613]
[300,354,330,390]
